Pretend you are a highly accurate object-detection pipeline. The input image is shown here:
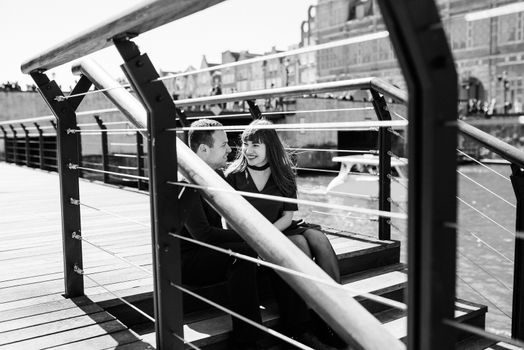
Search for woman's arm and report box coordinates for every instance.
[273,210,294,231]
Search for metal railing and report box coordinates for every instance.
[11,0,514,349]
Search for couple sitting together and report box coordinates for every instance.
[180,118,345,349]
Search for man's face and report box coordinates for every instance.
[200,131,231,170]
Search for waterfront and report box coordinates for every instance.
[297,164,515,335]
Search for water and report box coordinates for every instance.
[297,164,516,335]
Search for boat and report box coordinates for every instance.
[326,154,408,201]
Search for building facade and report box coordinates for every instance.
[314,0,524,113]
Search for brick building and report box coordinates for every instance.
[314,0,524,113]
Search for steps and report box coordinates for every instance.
[98,231,489,349]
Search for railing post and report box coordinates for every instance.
[94,115,109,183]
[20,124,31,167]
[30,72,92,298]
[114,37,183,350]
[376,0,458,349]
[50,120,58,170]
[34,123,45,169]
[9,125,18,165]
[135,131,146,191]
[371,89,392,241]
[511,164,524,339]
[0,126,8,162]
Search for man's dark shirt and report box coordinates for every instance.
[180,171,243,254]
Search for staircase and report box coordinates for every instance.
[101,230,490,349]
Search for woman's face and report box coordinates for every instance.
[242,139,268,168]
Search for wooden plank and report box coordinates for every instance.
[49,329,150,350]
[0,311,115,345]
[20,0,225,74]
[1,320,127,349]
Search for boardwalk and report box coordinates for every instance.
[0,162,155,349]
[0,162,494,349]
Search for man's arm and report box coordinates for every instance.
[184,191,244,244]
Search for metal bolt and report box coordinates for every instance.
[136,60,143,67]
[163,245,169,253]
[156,95,164,102]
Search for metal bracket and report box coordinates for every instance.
[246,100,263,119]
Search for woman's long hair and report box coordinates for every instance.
[226,119,296,197]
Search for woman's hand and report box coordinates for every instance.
[273,211,293,231]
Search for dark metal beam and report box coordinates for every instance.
[114,38,183,350]
[30,72,91,298]
[376,1,458,349]
[511,165,524,339]
[371,89,392,241]
[94,115,109,183]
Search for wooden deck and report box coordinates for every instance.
[0,162,492,349]
[0,162,155,349]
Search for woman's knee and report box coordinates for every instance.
[288,235,312,257]
[303,229,331,248]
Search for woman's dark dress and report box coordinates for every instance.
[226,169,307,235]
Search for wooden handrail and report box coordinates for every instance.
[20,0,225,74]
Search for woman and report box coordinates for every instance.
[225,118,340,283]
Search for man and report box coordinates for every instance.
[181,119,340,350]
[180,118,263,349]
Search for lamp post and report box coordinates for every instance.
[498,70,511,114]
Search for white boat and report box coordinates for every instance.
[326,154,408,201]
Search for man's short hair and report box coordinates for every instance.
[188,119,223,152]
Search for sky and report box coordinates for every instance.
[0,0,316,89]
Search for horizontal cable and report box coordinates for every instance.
[68,163,149,181]
[294,166,339,174]
[456,149,511,182]
[174,120,407,133]
[387,198,407,214]
[157,31,389,83]
[60,85,131,101]
[391,111,407,121]
[186,107,376,121]
[458,249,512,291]
[443,320,522,347]
[456,196,516,237]
[75,200,150,228]
[232,145,378,155]
[386,219,403,233]
[445,222,514,264]
[172,333,201,350]
[319,189,378,201]
[311,209,378,222]
[168,181,407,220]
[171,281,313,350]
[77,121,131,127]
[456,274,512,319]
[110,142,137,146]
[387,127,406,140]
[67,128,146,134]
[387,151,408,164]
[113,153,137,158]
[387,174,408,190]
[170,232,406,311]
[71,232,152,275]
[74,266,154,322]
[457,169,515,208]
